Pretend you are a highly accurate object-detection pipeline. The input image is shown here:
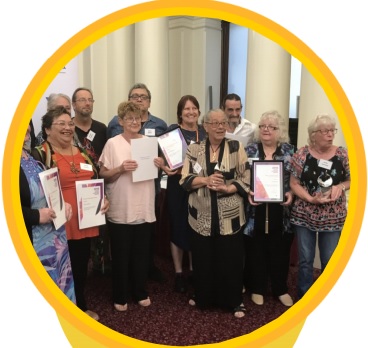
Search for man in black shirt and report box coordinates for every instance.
[71,88,110,279]
[71,87,107,163]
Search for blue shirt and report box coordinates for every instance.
[107,113,168,139]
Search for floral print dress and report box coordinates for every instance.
[21,155,75,302]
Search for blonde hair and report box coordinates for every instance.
[307,114,336,145]
[117,101,142,120]
[254,110,289,144]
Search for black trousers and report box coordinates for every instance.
[108,221,152,305]
[248,230,294,297]
[190,228,244,310]
[68,238,91,311]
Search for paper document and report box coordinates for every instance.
[76,179,106,229]
[38,167,66,230]
[131,137,158,182]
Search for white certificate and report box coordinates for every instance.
[75,179,106,229]
[131,137,158,182]
[38,167,66,230]
[252,161,284,203]
[157,127,188,170]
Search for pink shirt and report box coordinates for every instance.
[99,135,156,224]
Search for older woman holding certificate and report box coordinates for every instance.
[33,106,109,321]
[180,108,250,318]
[244,110,295,307]
[99,101,162,312]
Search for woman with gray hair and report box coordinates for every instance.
[180,108,250,318]
[244,110,295,307]
[288,114,350,299]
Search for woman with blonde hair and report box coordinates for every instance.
[244,110,295,307]
[289,114,350,299]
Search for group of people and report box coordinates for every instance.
[20,82,350,321]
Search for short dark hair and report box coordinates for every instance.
[72,87,93,102]
[41,106,71,140]
[221,93,242,109]
[128,83,151,101]
[176,95,201,124]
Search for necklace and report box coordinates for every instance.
[53,145,80,175]
[210,144,220,161]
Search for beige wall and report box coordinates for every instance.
[77,16,222,127]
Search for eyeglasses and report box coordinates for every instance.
[75,98,94,103]
[313,128,338,135]
[124,116,142,123]
[205,121,229,129]
[52,121,75,128]
[259,124,279,131]
[129,94,150,101]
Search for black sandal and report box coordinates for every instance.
[233,304,246,318]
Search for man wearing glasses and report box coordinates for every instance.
[72,87,110,279]
[107,83,167,139]
[72,87,108,164]
[222,93,256,147]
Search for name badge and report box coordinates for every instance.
[80,163,93,171]
[193,162,202,174]
[145,129,155,136]
[87,130,96,141]
[318,159,333,170]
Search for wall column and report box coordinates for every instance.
[78,25,134,124]
[297,66,345,148]
[168,17,221,124]
[135,18,169,122]
[245,30,291,126]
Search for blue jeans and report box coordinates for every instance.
[294,226,341,299]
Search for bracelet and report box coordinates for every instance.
[340,183,346,191]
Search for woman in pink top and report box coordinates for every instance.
[99,101,162,312]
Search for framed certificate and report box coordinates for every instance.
[252,160,284,203]
[76,179,106,229]
[157,126,188,170]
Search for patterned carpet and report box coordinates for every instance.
[85,254,317,346]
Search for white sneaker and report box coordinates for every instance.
[251,293,264,305]
[85,310,100,321]
[279,293,293,307]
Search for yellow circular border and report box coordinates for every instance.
[2,1,365,347]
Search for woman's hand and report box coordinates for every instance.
[281,191,294,206]
[100,196,110,214]
[65,202,73,221]
[248,191,261,206]
[207,172,225,190]
[39,208,56,224]
[309,192,332,205]
[330,184,344,201]
[154,157,178,176]
[119,159,138,173]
